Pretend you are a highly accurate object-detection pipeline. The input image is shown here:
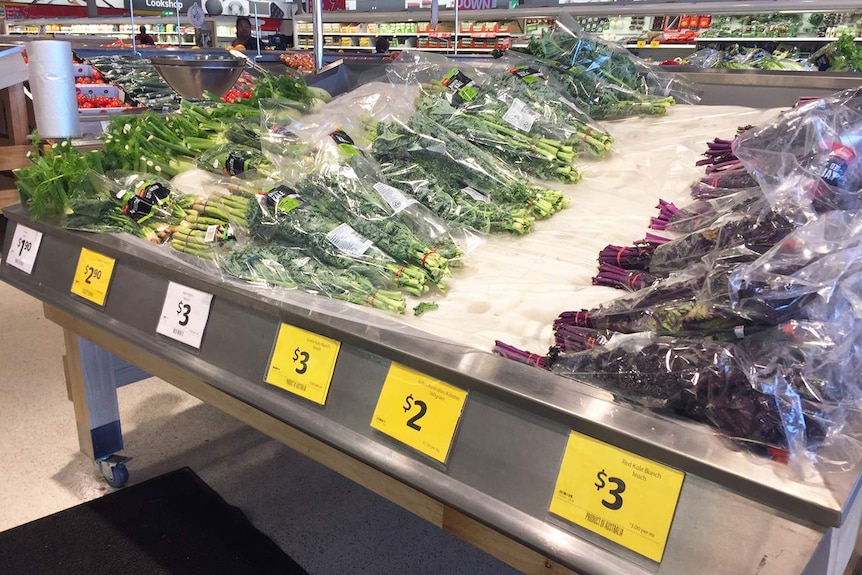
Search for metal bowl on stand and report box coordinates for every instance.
[150,53,246,99]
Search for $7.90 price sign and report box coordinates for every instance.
[155,281,214,349]
[7,224,43,275]
[264,323,341,405]
[549,431,685,563]
[370,363,467,465]
[70,247,117,307]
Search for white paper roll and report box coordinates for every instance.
[27,40,80,139]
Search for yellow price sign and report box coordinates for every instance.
[70,247,116,307]
[371,363,467,464]
[549,431,684,563]
[265,323,341,405]
[650,39,661,48]
[636,39,646,48]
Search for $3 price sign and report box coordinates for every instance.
[265,323,341,405]
[156,282,214,349]
[594,469,625,511]
[371,363,467,464]
[550,431,685,563]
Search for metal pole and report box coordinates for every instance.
[253,2,262,59]
[176,0,182,47]
[312,0,323,73]
[130,0,140,57]
[453,0,459,55]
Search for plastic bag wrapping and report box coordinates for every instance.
[302,80,570,224]
[729,210,862,325]
[653,186,765,234]
[685,48,722,69]
[257,93,482,284]
[558,245,772,337]
[647,196,798,275]
[52,169,163,236]
[210,174,438,301]
[520,13,701,119]
[377,160,536,235]
[546,330,829,456]
[547,209,862,466]
[216,242,410,315]
[386,51,584,183]
[733,87,862,221]
[194,143,270,179]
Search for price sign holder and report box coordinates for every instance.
[155,281,214,350]
[6,224,43,275]
[650,39,661,48]
[70,247,117,307]
[636,39,646,48]
[370,363,467,465]
[549,431,684,563]
[265,322,341,406]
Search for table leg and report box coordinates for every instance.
[62,328,123,460]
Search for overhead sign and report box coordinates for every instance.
[457,0,495,8]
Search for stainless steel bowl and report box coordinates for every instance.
[150,54,246,99]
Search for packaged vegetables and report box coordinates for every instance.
[495,90,862,466]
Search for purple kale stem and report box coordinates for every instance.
[594,263,658,291]
[643,233,671,245]
[598,244,655,270]
[650,217,668,230]
[554,310,593,329]
[553,324,609,352]
[493,340,548,369]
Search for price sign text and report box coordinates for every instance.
[549,431,684,562]
[265,323,341,405]
[371,363,467,464]
[70,248,116,307]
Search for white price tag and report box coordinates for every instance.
[326,223,373,257]
[502,98,541,132]
[7,224,43,275]
[156,281,214,349]
[372,182,417,215]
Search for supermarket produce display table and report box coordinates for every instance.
[4,103,862,575]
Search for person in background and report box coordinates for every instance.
[375,36,390,54]
[232,16,261,51]
[136,25,156,46]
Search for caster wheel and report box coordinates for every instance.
[97,455,131,488]
[104,462,129,488]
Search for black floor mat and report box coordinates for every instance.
[0,467,310,575]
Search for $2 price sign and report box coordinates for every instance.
[549,431,685,563]
[7,224,43,275]
[156,281,214,349]
[265,323,341,405]
[70,247,116,307]
[371,363,467,464]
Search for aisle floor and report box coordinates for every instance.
[0,271,521,575]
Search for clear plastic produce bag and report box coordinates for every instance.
[734,87,862,221]
[521,13,701,119]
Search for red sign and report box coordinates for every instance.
[306,0,344,11]
[2,3,88,19]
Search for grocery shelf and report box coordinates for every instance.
[695,36,859,43]
[3,189,862,575]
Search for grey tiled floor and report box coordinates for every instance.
[0,275,520,575]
